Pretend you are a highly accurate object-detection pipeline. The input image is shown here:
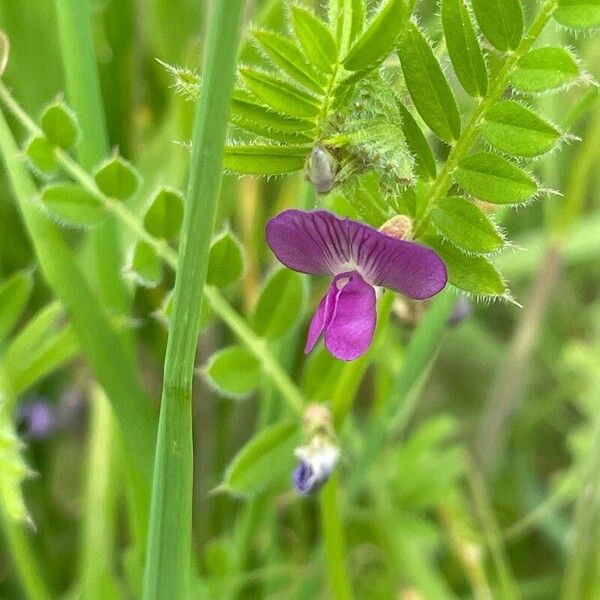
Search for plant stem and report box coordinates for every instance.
[320,474,353,600]
[78,386,119,599]
[414,0,558,236]
[142,2,245,598]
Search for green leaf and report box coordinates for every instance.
[125,241,163,288]
[329,0,365,51]
[290,6,337,74]
[555,0,600,28]
[0,269,34,341]
[253,30,325,94]
[454,152,538,204]
[240,68,320,118]
[511,47,580,93]
[231,91,317,133]
[204,346,262,397]
[471,0,524,51]
[253,268,306,340]
[143,187,184,240]
[343,0,406,72]
[24,136,58,173]
[94,156,140,200]
[441,0,488,97]
[224,145,308,175]
[40,102,79,150]
[1,302,78,397]
[430,197,503,253]
[482,101,561,157]
[397,102,436,180]
[207,231,244,287]
[397,23,461,143]
[219,420,300,496]
[424,235,506,296]
[41,183,106,226]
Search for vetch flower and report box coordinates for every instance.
[293,438,340,495]
[266,209,447,361]
[292,403,340,496]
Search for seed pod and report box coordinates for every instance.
[308,145,336,194]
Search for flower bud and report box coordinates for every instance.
[380,214,413,240]
[307,145,336,194]
[292,404,340,495]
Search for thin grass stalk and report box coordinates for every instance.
[320,474,353,600]
[141,2,245,598]
[78,386,119,599]
[0,107,156,521]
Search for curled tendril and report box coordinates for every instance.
[0,30,9,77]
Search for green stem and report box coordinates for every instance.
[204,288,304,414]
[414,0,558,236]
[142,3,245,598]
[320,474,353,600]
[0,80,305,418]
[78,386,119,599]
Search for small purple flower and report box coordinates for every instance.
[17,398,59,440]
[292,438,340,495]
[266,210,447,360]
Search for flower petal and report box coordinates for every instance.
[266,210,447,298]
[265,209,352,275]
[304,278,339,353]
[324,272,376,361]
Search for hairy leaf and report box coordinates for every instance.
[471,0,524,51]
[240,67,321,118]
[24,136,57,173]
[343,0,406,72]
[144,187,184,240]
[224,145,308,175]
[40,102,79,150]
[204,346,262,397]
[219,420,300,495]
[511,47,580,93]
[424,235,506,296]
[397,22,461,143]
[253,269,306,340]
[253,30,325,94]
[291,6,338,74]
[554,0,600,28]
[441,0,488,97]
[207,231,244,288]
[454,152,538,204]
[482,101,561,157]
[397,102,437,180]
[41,183,106,226]
[430,197,503,253]
[125,241,162,288]
[94,156,140,201]
[329,0,365,51]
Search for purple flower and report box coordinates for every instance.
[292,438,340,495]
[266,210,447,360]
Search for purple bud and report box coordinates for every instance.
[17,398,59,440]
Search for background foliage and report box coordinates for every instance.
[0,0,600,598]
